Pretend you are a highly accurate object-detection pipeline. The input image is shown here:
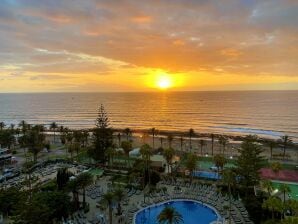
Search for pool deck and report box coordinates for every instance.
[125,178,253,224]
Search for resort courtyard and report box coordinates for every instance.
[1,108,298,224]
[41,166,253,224]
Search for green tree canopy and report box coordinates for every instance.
[185,153,198,183]
[90,104,114,163]
[236,136,265,193]
[21,125,46,162]
[101,192,115,224]
[121,141,132,156]
[213,154,226,172]
[262,196,283,220]
[13,191,71,224]
[163,147,175,173]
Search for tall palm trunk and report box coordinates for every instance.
[228,184,232,224]
[72,190,79,210]
[109,205,113,224]
[152,135,155,150]
[190,170,193,183]
[117,202,122,215]
[53,130,56,143]
[180,137,183,151]
[117,133,121,147]
[83,187,86,208]
[33,153,37,163]
[211,136,214,156]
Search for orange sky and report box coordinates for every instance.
[0,0,298,92]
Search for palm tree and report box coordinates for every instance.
[213,154,226,178]
[19,120,28,134]
[167,134,173,148]
[210,134,215,155]
[66,132,74,158]
[284,200,298,218]
[279,184,291,203]
[82,130,89,147]
[218,136,228,155]
[68,178,80,210]
[150,128,157,150]
[140,144,152,165]
[23,161,33,198]
[50,122,58,143]
[24,127,46,162]
[59,125,65,133]
[113,188,126,215]
[106,147,116,167]
[120,140,132,167]
[199,139,206,155]
[188,129,195,151]
[121,141,132,156]
[265,140,277,159]
[262,196,283,220]
[76,172,93,208]
[281,217,298,224]
[271,162,282,175]
[261,179,273,195]
[222,169,236,224]
[180,136,184,151]
[185,153,198,183]
[157,206,183,224]
[117,132,121,147]
[123,128,131,141]
[163,148,175,174]
[0,122,5,130]
[140,144,152,186]
[101,192,115,224]
[279,135,293,159]
[160,137,164,148]
[68,143,78,161]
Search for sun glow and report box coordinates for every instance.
[145,70,185,90]
[157,75,172,89]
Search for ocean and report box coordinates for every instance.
[0,91,298,141]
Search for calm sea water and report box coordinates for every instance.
[0,91,298,141]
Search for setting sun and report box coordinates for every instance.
[157,75,172,89]
[145,70,185,90]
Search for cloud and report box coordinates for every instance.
[0,0,297,92]
[30,74,71,80]
[131,15,152,24]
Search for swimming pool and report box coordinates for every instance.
[134,200,221,224]
[193,171,221,180]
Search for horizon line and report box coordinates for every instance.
[0,89,298,94]
[1,89,298,94]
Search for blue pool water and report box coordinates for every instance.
[193,171,221,180]
[135,200,220,224]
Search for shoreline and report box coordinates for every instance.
[43,128,298,163]
[45,127,298,144]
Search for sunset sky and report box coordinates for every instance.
[0,0,298,92]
